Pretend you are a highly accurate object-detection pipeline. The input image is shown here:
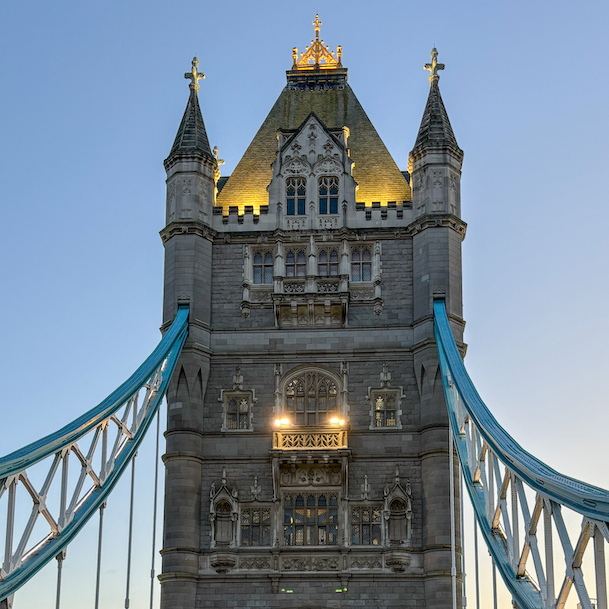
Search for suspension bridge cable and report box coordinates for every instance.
[474,518,480,609]
[460,470,466,607]
[449,427,457,609]
[492,558,498,609]
[94,503,106,609]
[149,408,161,609]
[124,455,136,609]
[55,550,65,609]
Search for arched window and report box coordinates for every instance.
[253,251,273,284]
[318,176,339,215]
[351,247,372,282]
[284,369,339,425]
[285,250,306,278]
[286,177,306,216]
[318,249,339,276]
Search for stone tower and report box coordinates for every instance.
[160,20,465,609]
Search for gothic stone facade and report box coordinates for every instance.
[160,45,465,609]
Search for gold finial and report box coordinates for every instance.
[424,47,444,84]
[185,56,205,91]
[313,14,322,42]
[292,15,342,71]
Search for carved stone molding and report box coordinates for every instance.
[239,557,271,570]
[282,556,340,571]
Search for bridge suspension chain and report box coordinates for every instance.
[0,306,189,604]
[435,298,609,609]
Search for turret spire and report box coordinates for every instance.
[165,57,213,167]
[413,48,461,154]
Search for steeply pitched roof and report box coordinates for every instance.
[412,80,461,154]
[217,84,411,210]
[166,87,212,164]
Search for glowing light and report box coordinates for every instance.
[330,417,339,425]
[339,419,345,426]
[275,417,291,427]
[275,419,281,426]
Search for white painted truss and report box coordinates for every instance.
[435,298,609,609]
[0,306,188,602]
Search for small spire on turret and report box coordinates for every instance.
[412,47,461,154]
[165,56,213,166]
[424,47,445,84]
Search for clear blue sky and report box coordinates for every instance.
[1,1,608,607]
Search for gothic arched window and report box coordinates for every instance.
[318,176,339,215]
[253,251,273,284]
[287,177,306,216]
[285,250,306,278]
[318,248,339,276]
[351,247,372,282]
[284,369,339,425]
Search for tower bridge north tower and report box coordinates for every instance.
[161,18,465,609]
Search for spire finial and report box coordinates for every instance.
[424,47,445,84]
[185,56,205,92]
[292,15,342,71]
[313,14,322,42]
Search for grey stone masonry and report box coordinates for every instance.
[160,49,465,609]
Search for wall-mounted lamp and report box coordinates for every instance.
[274,418,291,427]
[330,417,345,426]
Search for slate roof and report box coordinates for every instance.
[217,83,411,209]
[166,87,212,165]
[412,80,461,154]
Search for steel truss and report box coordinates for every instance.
[434,298,609,609]
[0,307,189,602]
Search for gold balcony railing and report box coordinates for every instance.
[273,429,348,450]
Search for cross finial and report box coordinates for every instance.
[185,56,205,91]
[424,47,445,84]
[313,14,322,42]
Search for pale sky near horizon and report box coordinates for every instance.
[1,1,608,607]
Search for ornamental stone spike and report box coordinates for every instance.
[185,56,205,91]
[424,47,445,83]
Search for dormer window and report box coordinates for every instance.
[318,176,338,214]
[286,250,306,277]
[351,247,372,282]
[287,177,306,215]
[253,251,273,284]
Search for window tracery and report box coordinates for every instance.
[240,507,271,546]
[317,248,339,277]
[318,175,339,215]
[351,247,372,282]
[351,506,382,545]
[286,177,306,216]
[284,369,339,425]
[285,250,307,277]
[253,251,273,284]
[283,493,339,546]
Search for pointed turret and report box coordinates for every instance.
[409,48,463,219]
[409,48,465,321]
[163,58,218,228]
[412,70,461,154]
[165,57,214,166]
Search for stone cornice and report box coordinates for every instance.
[407,213,467,238]
[160,220,217,244]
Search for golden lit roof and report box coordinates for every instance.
[292,15,342,71]
[216,86,411,211]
